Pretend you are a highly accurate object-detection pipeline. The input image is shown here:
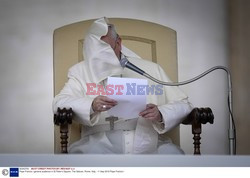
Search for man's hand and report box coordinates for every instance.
[139,103,162,122]
[92,96,117,112]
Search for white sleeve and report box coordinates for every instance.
[152,99,193,134]
[53,68,100,126]
[151,65,193,134]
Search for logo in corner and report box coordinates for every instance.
[9,168,19,177]
[2,169,8,176]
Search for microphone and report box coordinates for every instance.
[120,57,145,75]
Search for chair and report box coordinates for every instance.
[53,18,214,154]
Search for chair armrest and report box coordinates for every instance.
[54,108,73,153]
[182,107,214,125]
[54,108,73,125]
[182,107,214,154]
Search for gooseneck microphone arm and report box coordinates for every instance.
[120,56,236,155]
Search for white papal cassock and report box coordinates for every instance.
[53,17,193,154]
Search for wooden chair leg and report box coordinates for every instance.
[60,123,69,153]
[192,122,201,155]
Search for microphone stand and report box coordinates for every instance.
[143,66,236,155]
[120,56,236,154]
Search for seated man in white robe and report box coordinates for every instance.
[53,17,193,154]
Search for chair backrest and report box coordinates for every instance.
[53,18,179,153]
